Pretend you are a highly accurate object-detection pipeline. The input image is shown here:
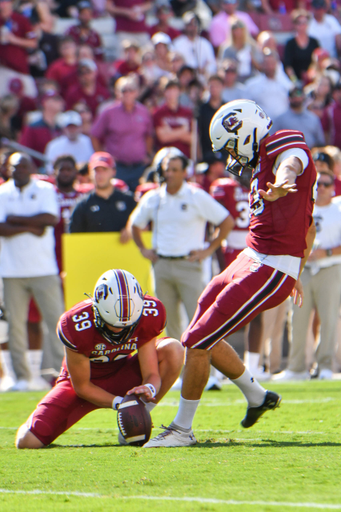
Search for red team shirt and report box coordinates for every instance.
[64,83,110,117]
[28,295,166,445]
[153,104,193,158]
[45,59,78,91]
[65,25,103,60]
[210,177,250,267]
[54,188,84,272]
[247,130,316,258]
[0,12,36,74]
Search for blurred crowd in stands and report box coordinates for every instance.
[2,0,341,392]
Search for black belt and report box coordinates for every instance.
[157,255,188,260]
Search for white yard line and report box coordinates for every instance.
[0,426,335,436]
[0,489,341,509]
[159,397,338,406]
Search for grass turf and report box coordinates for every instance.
[0,380,340,512]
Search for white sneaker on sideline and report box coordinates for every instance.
[318,369,333,380]
[0,375,16,392]
[10,379,30,391]
[143,425,197,448]
[250,368,271,382]
[271,370,310,382]
[170,378,182,391]
[28,377,52,391]
[205,376,222,391]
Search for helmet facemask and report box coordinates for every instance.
[223,127,259,177]
[93,304,139,345]
[91,269,145,346]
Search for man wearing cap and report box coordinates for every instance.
[0,0,38,98]
[69,151,136,237]
[19,90,64,170]
[45,111,94,174]
[0,152,65,391]
[312,151,341,197]
[151,32,174,78]
[209,0,259,51]
[91,75,153,191]
[274,170,341,381]
[308,0,341,59]
[173,12,216,77]
[271,83,325,149]
[64,59,110,117]
[65,1,103,60]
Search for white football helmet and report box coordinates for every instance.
[209,100,272,176]
[92,269,144,345]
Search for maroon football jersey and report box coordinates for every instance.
[246,130,316,258]
[210,177,250,235]
[57,295,166,379]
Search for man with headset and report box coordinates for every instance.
[130,148,234,342]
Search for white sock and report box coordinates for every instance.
[171,395,200,431]
[244,351,260,372]
[27,350,43,380]
[0,349,16,379]
[0,319,8,344]
[231,368,266,407]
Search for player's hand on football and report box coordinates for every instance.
[258,180,297,202]
[140,248,158,263]
[127,384,156,402]
[290,277,304,308]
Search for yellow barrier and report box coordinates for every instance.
[62,232,154,310]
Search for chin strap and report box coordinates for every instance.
[252,128,258,157]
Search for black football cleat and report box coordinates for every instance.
[241,391,281,428]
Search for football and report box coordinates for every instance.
[117,393,152,446]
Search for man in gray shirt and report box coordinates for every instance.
[271,83,325,149]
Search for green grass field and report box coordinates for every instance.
[1,381,340,512]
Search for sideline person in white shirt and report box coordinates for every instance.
[130,148,234,341]
[0,153,65,391]
[45,111,94,174]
